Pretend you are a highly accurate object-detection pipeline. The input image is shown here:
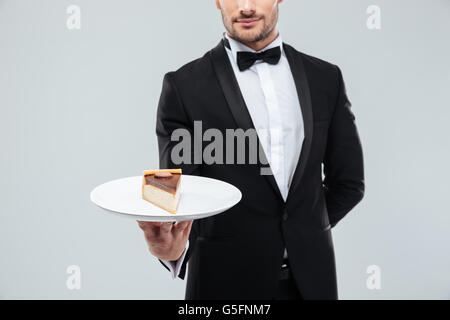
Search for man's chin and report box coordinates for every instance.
[232,29,264,43]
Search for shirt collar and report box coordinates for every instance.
[223,31,284,67]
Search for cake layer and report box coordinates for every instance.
[142,184,180,214]
[144,171,181,194]
[143,169,182,175]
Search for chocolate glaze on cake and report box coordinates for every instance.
[144,173,181,194]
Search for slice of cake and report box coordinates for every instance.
[142,169,182,214]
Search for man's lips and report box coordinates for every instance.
[235,18,261,27]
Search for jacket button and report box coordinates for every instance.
[282,210,288,221]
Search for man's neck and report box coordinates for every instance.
[226,29,279,52]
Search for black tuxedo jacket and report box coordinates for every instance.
[156,39,365,300]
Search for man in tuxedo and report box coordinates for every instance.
[138,0,364,300]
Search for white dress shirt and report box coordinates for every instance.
[162,32,305,279]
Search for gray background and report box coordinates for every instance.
[1,0,449,299]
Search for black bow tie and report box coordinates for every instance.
[223,38,282,72]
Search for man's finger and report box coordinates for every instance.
[173,220,192,232]
[179,220,194,237]
[160,221,173,234]
[137,221,161,231]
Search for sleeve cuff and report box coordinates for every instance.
[160,239,190,280]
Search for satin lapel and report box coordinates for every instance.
[283,43,314,204]
[209,40,283,201]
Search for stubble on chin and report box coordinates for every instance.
[222,9,278,45]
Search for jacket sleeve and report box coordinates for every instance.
[323,66,365,228]
[155,72,200,279]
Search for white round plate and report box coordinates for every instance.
[90,175,242,222]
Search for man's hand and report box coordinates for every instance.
[137,220,193,261]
